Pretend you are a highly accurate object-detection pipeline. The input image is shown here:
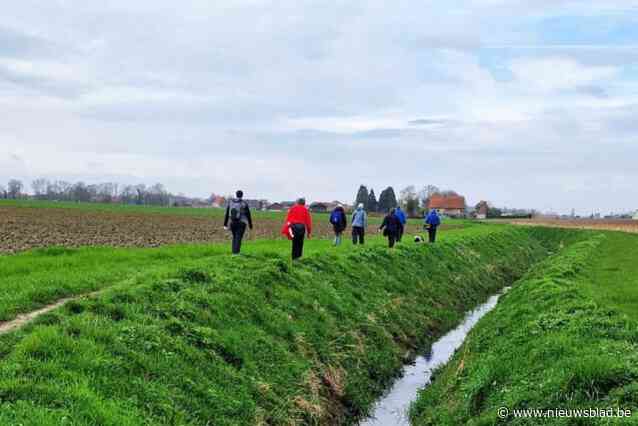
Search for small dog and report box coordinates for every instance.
[414,235,425,243]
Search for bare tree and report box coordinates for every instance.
[0,185,7,199]
[7,179,23,199]
[32,178,49,200]
[120,185,136,204]
[57,181,72,200]
[96,183,117,203]
[72,182,91,202]
[134,184,147,205]
[399,185,419,217]
[146,183,170,205]
[418,185,440,208]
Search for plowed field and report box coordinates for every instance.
[0,204,448,253]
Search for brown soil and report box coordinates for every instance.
[0,206,451,254]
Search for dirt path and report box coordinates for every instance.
[0,292,100,336]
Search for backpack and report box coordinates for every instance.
[330,209,343,225]
[229,199,245,223]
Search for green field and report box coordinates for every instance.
[0,199,477,225]
[0,199,282,219]
[1,215,637,425]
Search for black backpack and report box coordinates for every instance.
[229,199,245,223]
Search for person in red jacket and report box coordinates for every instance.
[281,198,313,260]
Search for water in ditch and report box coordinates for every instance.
[360,288,509,425]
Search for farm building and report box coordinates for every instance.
[210,195,226,208]
[475,201,489,219]
[308,201,350,213]
[268,201,295,211]
[245,199,269,210]
[309,202,328,212]
[427,194,466,217]
[634,211,638,220]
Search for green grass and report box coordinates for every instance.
[0,222,485,323]
[0,225,553,425]
[0,199,280,219]
[581,232,638,320]
[410,231,638,425]
[0,199,476,226]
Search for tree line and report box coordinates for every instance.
[354,185,398,213]
[0,178,173,206]
[354,184,460,216]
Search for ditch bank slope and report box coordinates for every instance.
[0,227,561,425]
[410,234,638,425]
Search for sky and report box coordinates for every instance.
[1,0,638,214]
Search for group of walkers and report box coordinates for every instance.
[223,190,441,259]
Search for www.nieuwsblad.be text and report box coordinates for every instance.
[497,407,633,419]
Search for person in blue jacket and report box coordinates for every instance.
[351,203,368,245]
[425,209,441,243]
[394,206,407,242]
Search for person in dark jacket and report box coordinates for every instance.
[329,204,347,246]
[379,208,402,248]
[394,206,407,242]
[425,209,441,243]
[281,198,313,260]
[223,190,253,254]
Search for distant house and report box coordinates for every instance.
[267,203,284,211]
[210,195,226,208]
[633,211,638,220]
[427,194,466,217]
[309,202,328,213]
[244,199,269,210]
[268,201,295,211]
[475,201,489,220]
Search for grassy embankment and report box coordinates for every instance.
[0,225,558,425]
[410,230,638,425]
[0,221,473,323]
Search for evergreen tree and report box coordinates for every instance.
[378,186,398,212]
[367,189,378,212]
[354,185,369,209]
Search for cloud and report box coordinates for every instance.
[0,1,637,214]
[408,118,451,126]
[508,57,619,92]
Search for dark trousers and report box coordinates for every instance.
[230,221,247,254]
[352,226,365,244]
[291,223,306,260]
[387,234,397,248]
[397,223,404,242]
[427,226,437,243]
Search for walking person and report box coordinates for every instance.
[223,190,253,255]
[379,208,401,248]
[351,203,367,245]
[281,198,313,260]
[394,206,407,242]
[425,209,441,243]
[329,203,347,246]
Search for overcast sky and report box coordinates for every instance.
[2,1,638,214]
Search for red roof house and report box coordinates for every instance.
[427,195,466,217]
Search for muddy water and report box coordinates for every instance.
[360,289,509,425]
